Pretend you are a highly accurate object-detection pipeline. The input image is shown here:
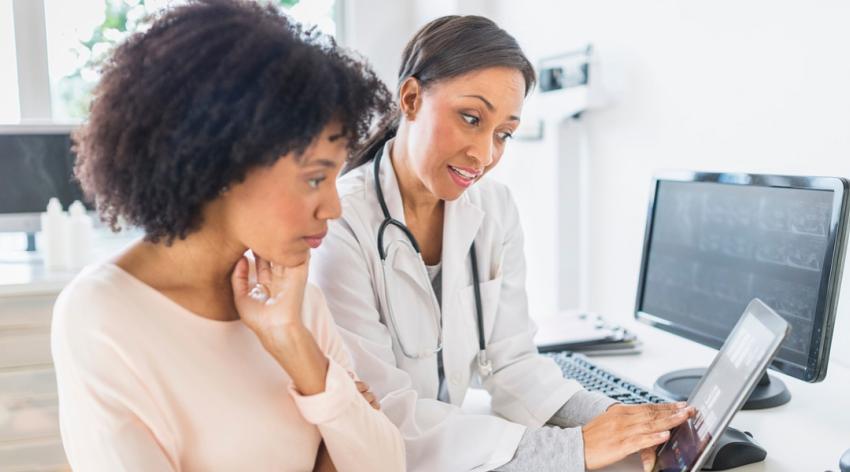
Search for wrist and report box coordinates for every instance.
[264,323,311,353]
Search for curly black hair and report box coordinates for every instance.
[73,0,393,244]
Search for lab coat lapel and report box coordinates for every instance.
[367,141,435,297]
[441,192,484,405]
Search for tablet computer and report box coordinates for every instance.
[652,298,790,472]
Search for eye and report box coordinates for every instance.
[496,131,514,142]
[461,113,480,126]
[307,177,326,189]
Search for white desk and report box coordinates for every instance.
[463,320,850,472]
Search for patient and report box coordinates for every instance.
[50,1,402,470]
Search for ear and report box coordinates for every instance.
[398,77,423,120]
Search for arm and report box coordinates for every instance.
[51,290,177,472]
[481,187,584,426]
[310,217,526,472]
[288,285,405,472]
[233,257,404,472]
[483,188,693,471]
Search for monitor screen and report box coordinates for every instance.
[0,131,89,215]
[635,173,848,382]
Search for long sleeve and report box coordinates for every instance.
[51,288,178,472]
[495,392,617,472]
[310,218,526,472]
[289,286,405,472]
[481,187,584,426]
[494,426,586,472]
[548,390,618,428]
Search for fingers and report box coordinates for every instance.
[624,405,693,438]
[354,380,380,410]
[268,259,309,296]
[618,401,687,415]
[256,255,272,287]
[629,429,671,453]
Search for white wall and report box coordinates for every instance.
[486,0,850,368]
[346,0,850,368]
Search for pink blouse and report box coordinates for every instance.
[51,263,404,471]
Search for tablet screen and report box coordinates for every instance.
[653,311,783,472]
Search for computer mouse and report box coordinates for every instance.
[701,427,766,471]
[840,448,850,472]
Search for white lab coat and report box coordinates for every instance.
[310,141,583,472]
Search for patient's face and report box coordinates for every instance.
[221,122,346,267]
[401,66,525,201]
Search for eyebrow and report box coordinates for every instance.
[302,158,338,169]
[461,94,520,122]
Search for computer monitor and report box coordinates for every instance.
[634,171,848,409]
[0,125,90,234]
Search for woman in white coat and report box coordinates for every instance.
[311,15,693,472]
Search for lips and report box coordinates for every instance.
[448,164,482,188]
[303,230,327,249]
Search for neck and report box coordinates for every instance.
[390,130,443,220]
[151,225,246,289]
[117,213,247,321]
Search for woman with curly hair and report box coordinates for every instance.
[50,1,403,470]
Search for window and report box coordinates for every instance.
[37,0,339,122]
[0,0,21,123]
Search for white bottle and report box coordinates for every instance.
[66,200,93,270]
[40,198,68,270]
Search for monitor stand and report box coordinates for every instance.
[654,368,791,410]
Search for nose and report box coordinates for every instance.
[467,132,495,168]
[317,184,342,221]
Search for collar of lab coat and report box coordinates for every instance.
[370,139,485,299]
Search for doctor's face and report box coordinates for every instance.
[401,67,525,201]
[217,122,346,268]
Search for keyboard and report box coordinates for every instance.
[546,351,671,405]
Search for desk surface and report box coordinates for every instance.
[463,320,850,472]
[0,232,137,297]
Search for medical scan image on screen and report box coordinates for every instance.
[641,181,832,371]
[653,314,776,472]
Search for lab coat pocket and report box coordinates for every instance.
[460,276,503,344]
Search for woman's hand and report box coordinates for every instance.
[355,378,380,410]
[232,253,328,395]
[232,254,309,349]
[582,402,694,471]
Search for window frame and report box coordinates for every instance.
[8,0,345,124]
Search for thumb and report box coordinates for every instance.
[231,256,251,300]
[641,447,656,472]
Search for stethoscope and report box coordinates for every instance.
[373,149,493,377]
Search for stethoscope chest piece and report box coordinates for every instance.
[477,351,493,377]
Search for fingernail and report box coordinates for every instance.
[658,431,670,438]
[676,401,688,407]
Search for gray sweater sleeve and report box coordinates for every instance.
[494,391,618,472]
[548,390,618,428]
[493,425,586,472]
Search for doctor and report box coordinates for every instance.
[311,15,692,472]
